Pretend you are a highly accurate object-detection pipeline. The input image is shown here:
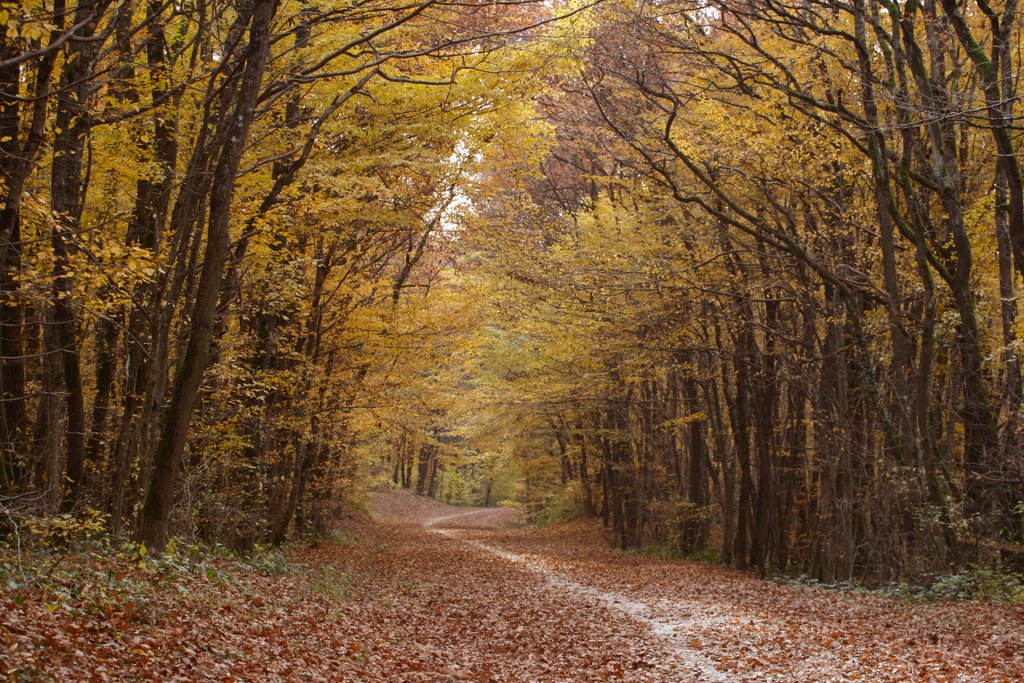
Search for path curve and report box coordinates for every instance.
[426,508,729,681]
[372,489,1024,682]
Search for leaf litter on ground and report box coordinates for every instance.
[2,490,1022,681]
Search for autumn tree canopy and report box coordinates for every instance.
[2,0,1023,583]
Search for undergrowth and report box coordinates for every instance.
[600,524,1024,604]
[878,568,1024,603]
[780,567,1024,604]
[0,510,363,623]
[615,544,722,569]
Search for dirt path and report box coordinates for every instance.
[4,491,1023,681]
[423,508,728,681]
[363,491,698,682]
[372,490,1024,682]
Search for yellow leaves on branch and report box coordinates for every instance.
[1,2,57,43]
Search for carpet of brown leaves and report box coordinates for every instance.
[3,491,1022,681]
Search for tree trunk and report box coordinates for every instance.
[138,0,278,551]
[49,0,116,510]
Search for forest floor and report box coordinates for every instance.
[2,491,1023,682]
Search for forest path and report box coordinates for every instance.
[368,491,724,682]
[423,508,729,681]
[369,490,1024,682]
[5,492,1023,681]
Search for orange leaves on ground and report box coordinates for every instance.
[4,492,1024,681]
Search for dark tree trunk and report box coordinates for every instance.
[50,0,116,511]
[682,373,709,552]
[0,0,63,493]
[138,0,279,552]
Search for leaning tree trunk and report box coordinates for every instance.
[138,0,278,552]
